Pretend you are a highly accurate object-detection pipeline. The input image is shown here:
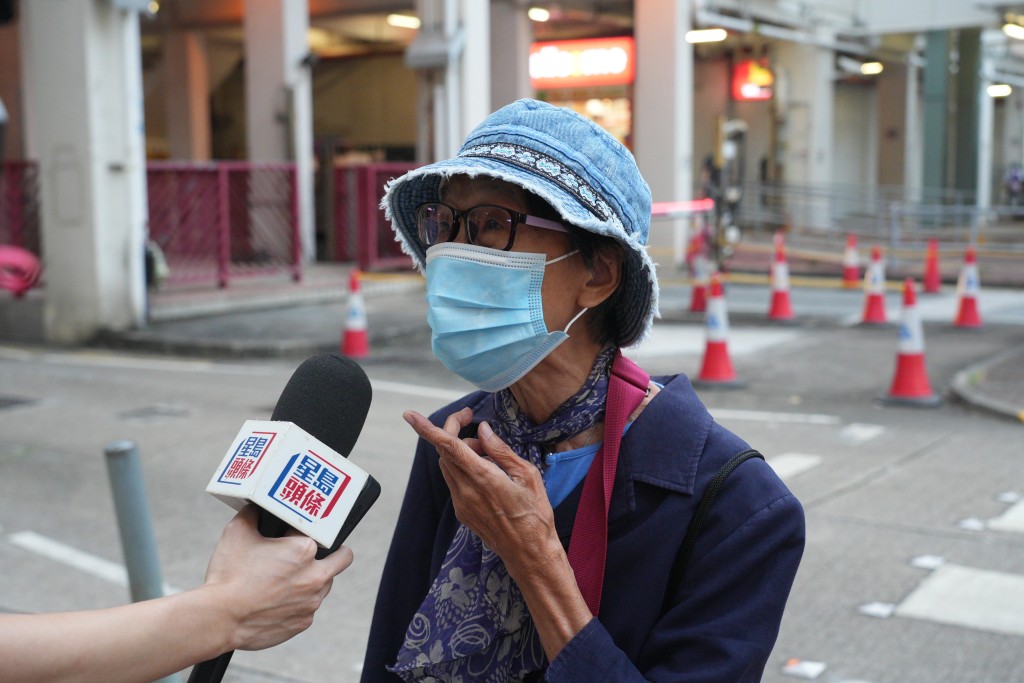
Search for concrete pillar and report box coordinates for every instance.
[20,0,147,342]
[633,0,694,264]
[243,0,315,261]
[773,33,835,188]
[955,28,981,195]
[164,30,210,161]
[412,0,490,161]
[976,48,995,211]
[922,30,950,193]
[461,0,490,135]
[490,0,531,111]
[904,56,923,202]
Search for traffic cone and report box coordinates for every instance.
[882,279,941,407]
[953,246,983,329]
[694,274,744,388]
[689,254,710,313]
[341,270,370,358]
[860,245,888,325]
[842,233,860,289]
[768,233,794,321]
[923,238,941,294]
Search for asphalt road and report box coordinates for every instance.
[2,289,1024,682]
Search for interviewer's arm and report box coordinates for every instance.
[0,505,353,683]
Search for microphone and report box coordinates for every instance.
[188,354,378,683]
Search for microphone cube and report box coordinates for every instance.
[206,420,372,548]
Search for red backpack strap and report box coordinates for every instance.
[567,350,650,616]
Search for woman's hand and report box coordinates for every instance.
[402,408,594,660]
[402,408,559,573]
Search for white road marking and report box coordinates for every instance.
[987,501,1024,533]
[711,408,841,425]
[0,346,272,376]
[896,564,1024,637]
[767,453,823,481]
[370,379,468,402]
[626,325,800,358]
[7,530,180,594]
[839,423,885,444]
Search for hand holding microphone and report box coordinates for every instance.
[190,353,378,682]
[200,504,353,653]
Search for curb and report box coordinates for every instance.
[950,347,1024,423]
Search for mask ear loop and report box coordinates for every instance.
[545,249,580,266]
[563,306,589,334]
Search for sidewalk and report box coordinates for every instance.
[85,260,1024,425]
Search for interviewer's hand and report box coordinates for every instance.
[201,505,354,651]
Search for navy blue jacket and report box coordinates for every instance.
[361,373,805,682]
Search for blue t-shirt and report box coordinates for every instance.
[544,422,635,507]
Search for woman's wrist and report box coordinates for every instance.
[506,535,593,661]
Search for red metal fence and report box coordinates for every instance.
[0,161,41,256]
[334,162,417,271]
[147,162,301,288]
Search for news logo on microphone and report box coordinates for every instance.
[207,420,373,549]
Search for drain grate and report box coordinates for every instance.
[0,396,36,411]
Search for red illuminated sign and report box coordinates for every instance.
[530,37,636,90]
[732,60,774,101]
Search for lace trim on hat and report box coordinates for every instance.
[460,143,612,222]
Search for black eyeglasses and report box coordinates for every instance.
[415,202,567,251]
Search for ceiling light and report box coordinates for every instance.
[387,14,421,30]
[528,7,550,22]
[685,28,728,44]
[988,83,1013,97]
[1004,23,1024,40]
[860,61,884,76]
[147,0,160,14]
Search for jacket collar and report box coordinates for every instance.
[607,373,711,521]
[469,373,712,523]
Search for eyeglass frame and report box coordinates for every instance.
[415,201,568,252]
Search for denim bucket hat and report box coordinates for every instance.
[381,98,658,348]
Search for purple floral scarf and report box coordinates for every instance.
[389,347,616,682]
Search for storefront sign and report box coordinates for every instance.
[732,59,774,101]
[530,37,635,90]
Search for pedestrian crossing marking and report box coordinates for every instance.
[767,453,823,481]
[895,564,1024,637]
[987,501,1024,533]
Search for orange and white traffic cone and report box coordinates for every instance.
[689,254,710,313]
[694,274,744,388]
[768,233,794,321]
[341,270,370,358]
[842,233,860,289]
[882,279,941,407]
[953,246,983,329]
[860,245,888,325]
[923,238,941,294]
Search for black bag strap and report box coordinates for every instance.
[666,448,765,604]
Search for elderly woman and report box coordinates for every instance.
[361,99,804,683]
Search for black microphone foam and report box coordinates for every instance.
[257,353,373,542]
[269,353,373,457]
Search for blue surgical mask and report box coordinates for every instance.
[425,242,587,392]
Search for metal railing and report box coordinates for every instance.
[333,162,416,271]
[147,162,301,289]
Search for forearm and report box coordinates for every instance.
[0,587,235,683]
[506,536,593,662]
